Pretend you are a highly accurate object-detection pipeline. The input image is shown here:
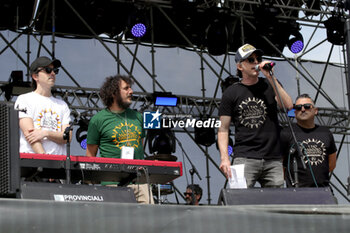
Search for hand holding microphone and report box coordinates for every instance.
[255,62,276,71]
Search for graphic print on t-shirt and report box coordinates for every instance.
[238,97,267,129]
[111,122,141,149]
[301,138,326,166]
[36,108,61,131]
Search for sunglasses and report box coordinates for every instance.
[245,56,262,63]
[184,192,194,196]
[293,103,313,111]
[37,67,59,75]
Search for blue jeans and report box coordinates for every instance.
[233,157,284,188]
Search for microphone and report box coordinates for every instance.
[70,110,80,119]
[255,62,276,71]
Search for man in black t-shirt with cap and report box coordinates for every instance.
[218,44,293,188]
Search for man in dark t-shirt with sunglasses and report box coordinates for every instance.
[281,94,337,187]
[218,44,293,188]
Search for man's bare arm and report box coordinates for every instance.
[218,115,232,178]
[19,118,45,154]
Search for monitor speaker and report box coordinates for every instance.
[0,102,20,197]
[21,182,137,203]
[218,187,337,205]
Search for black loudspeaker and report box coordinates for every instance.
[21,182,137,203]
[218,188,337,205]
[0,102,20,197]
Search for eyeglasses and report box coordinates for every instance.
[245,56,262,63]
[293,103,313,111]
[37,67,59,75]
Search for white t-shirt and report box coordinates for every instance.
[15,92,71,155]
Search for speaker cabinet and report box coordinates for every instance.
[218,188,337,205]
[21,182,137,203]
[0,102,20,197]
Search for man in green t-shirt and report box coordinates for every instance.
[86,75,153,204]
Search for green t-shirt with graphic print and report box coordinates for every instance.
[87,108,145,159]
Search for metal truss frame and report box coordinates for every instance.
[1,0,350,203]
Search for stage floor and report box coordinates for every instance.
[1,198,350,233]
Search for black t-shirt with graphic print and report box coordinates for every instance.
[219,77,281,159]
[281,123,337,187]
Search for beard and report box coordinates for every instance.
[116,94,132,110]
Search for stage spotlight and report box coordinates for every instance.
[147,128,176,155]
[287,31,304,54]
[152,92,178,107]
[194,115,216,147]
[127,6,149,39]
[131,23,146,38]
[194,126,216,147]
[76,119,89,150]
[206,19,228,56]
[324,15,346,45]
[227,137,234,156]
[287,109,296,118]
[221,75,239,94]
[78,134,87,150]
[205,7,231,56]
[1,70,31,101]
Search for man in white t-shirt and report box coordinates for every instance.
[15,56,71,155]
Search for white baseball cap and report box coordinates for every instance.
[235,44,263,63]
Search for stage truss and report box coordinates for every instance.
[1,0,350,204]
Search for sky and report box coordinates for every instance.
[0,5,350,204]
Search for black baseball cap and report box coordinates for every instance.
[30,56,61,74]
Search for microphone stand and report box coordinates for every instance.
[175,138,202,204]
[63,118,78,184]
[189,168,197,205]
[268,69,306,188]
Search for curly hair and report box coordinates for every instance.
[100,75,134,108]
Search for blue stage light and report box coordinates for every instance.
[288,109,296,118]
[80,137,87,150]
[228,144,233,156]
[131,23,146,38]
[152,92,178,107]
[155,97,178,107]
[75,119,89,150]
[288,32,304,54]
[290,39,304,54]
[227,137,234,156]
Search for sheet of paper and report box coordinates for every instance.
[228,164,247,189]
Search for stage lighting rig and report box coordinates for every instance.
[147,128,176,155]
[216,133,234,157]
[324,14,346,45]
[152,92,178,107]
[127,6,149,39]
[287,31,304,54]
[205,7,231,56]
[75,118,89,150]
[1,71,31,101]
